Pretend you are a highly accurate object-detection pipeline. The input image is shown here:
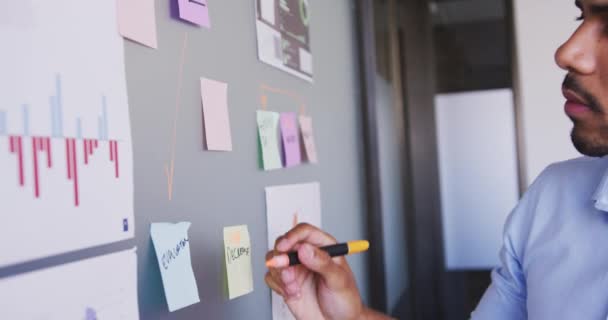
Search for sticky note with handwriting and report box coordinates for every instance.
[257,110,282,170]
[150,222,200,312]
[298,115,318,164]
[280,112,301,167]
[223,225,254,299]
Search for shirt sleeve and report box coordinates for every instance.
[470,235,527,319]
[470,166,549,319]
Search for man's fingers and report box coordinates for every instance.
[297,243,349,290]
[265,272,286,297]
[273,235,286,251]
[266,250,287,284]
[276,223,337,252]
[265,270,301,298]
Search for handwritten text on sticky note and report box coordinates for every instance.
[299,115,318,164]
[280,112,301,167]
[150,222,200,312]
[223,225,254,299]
[257,110,282,170]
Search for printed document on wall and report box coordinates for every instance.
[255,0,313,82]
[0,248,139,319]
[0,1,135,267]
[265,182,322,320]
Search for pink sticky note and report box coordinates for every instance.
[299,115,318,164]
[280,113,301,167]
[178,0,211,28]
[116,0,158,49]
[201,78,232,151]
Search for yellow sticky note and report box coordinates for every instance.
[223,225,254,299]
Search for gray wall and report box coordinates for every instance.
[0,1,369,319]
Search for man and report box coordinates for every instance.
[266,0,608,318]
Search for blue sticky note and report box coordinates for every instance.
[150,222,200,312]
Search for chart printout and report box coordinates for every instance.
[0,1,135,266]
[0,249,139,319]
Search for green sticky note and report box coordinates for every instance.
[257,110,282,170]
[223,225,254,299]
[150,222,200,312]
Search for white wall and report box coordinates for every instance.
[513,0,581,185]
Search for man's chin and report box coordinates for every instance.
[571,127,608,157]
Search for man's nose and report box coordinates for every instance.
[555,23,597,75]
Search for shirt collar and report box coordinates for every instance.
[592,160,608,212]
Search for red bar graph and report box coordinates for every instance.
[7,136,120,207]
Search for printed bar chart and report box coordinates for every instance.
[1,75,121,207]
[0,0,134,267]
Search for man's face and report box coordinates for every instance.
[556,0,608,156]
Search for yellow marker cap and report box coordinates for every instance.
[347,240,370,254]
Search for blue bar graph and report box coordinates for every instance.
[49,74,64,137]
[22,104,30,136]
[76,118,82,139]
[3,74,111,140]
[0,110,6,135]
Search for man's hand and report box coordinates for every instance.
[265,223,364,320]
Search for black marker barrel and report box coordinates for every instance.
[286,243,350,266]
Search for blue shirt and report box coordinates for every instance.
[472,157,608,319]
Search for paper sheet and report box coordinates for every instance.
[0,0,135,267]
[257,110,283,170]
[280,113,301,167]
[150,222,200,312]
[255,0,313,82]
[298,115,318,163]
[265,182,322,320]
[223,225,254,299]
[178,0,211,27]
[117,0,158,48]
[0,249,139,319]
[201,78,232,151]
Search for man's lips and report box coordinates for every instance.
[562,87,592,116]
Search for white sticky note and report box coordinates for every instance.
[298,115,318,164]
[201,78,233,151]
[223,225,254,299]
[150,222,200,312]
[116,0,158,49]
[265,182,322,320]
